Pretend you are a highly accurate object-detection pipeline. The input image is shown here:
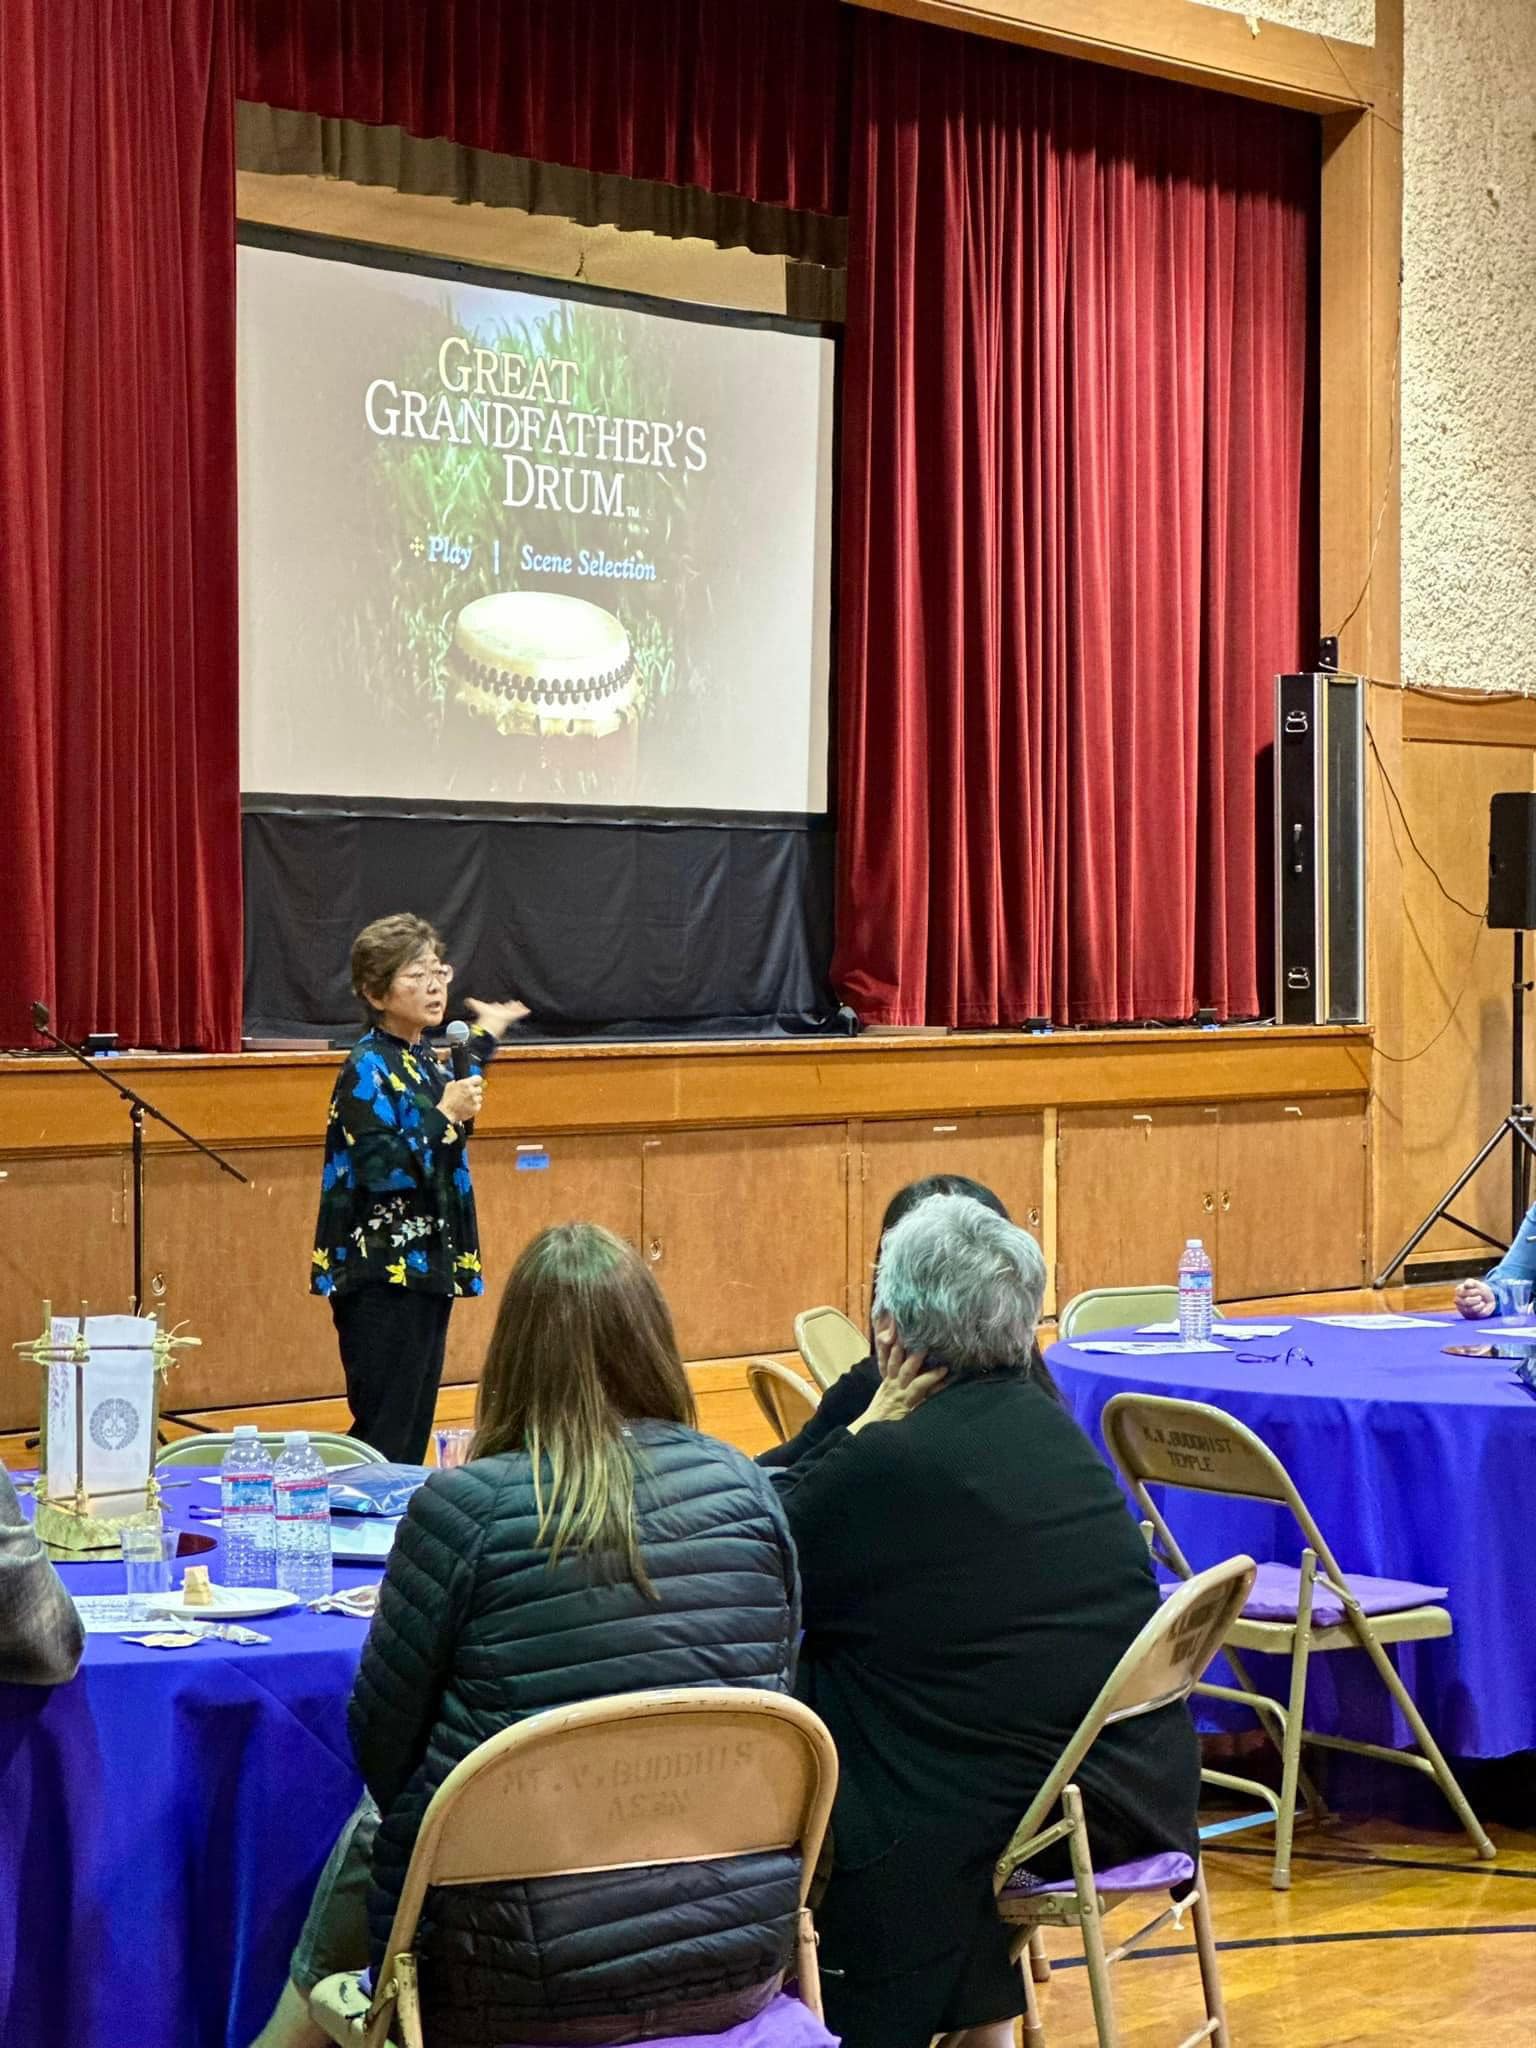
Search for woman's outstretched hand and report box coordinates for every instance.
[848,1316,948,1433]
[463,996,530,1041]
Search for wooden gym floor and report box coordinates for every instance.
[1030,1818,1536,2045]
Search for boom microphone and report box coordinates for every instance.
[445,1019,475,1137]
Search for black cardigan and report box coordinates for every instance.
[349,1424,802,2043]
[771,1372,1199,2032]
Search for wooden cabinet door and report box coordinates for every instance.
[858,1116,1046,1318]
[640,1126,848,1360]
[443,1132,643,1384]
[1055,1107,1220,1308]
[1217,1097,1367,1298]
[146,1144,337,1410]
[0,1152,130,1431]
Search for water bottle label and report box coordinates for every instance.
[277,1479,330,1521]
[225,1477,272,1513]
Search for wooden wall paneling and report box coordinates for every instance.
[857,1114,1048,1311]
[1216,1097,1368,1298]
[639,1126,849,1360]
[1391,739,1530,1261]
[1055,1106,1219,1306]
[144,1144,338,1412]
[0,1153,129,1431]
[0,1030,1376,1158]
[441,1133,644,1382]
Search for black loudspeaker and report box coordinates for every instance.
[1274,673,1366,1025]
[1488,794,1536,930]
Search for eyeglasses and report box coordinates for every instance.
[397,961,454,990]
[1236,1346,1314,1369]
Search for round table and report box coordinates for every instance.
[0,1487,383,2048]
[1048,1315,1536,1762]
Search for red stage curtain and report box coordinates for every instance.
[0,0,242,1050]
[234,0,851,217]
[834,18,1316,1027]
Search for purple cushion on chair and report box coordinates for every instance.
[483,1995,838,2048]
[1158,1564,1447,1627]
[1003,1850,1195,1896]
[1241,1562,1448,1627]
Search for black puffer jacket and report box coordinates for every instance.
[348,1422,801,2044]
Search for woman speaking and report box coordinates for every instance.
[310,913,526,1462]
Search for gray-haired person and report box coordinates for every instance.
[0,1469,83,1686]
[773,1193,1200,2048]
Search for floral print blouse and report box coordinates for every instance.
[310,1027,493,1301]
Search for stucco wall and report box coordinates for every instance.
[1401,0,1536,690]
[1199,0,1373,43]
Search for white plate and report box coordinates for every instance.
[151,1585,302,1620]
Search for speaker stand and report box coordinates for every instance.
[1373,931,1536,1289]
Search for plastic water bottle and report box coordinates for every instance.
[220,1425,276,1587]
[1178,1238,1215,1344]
[274,1432,333,1601]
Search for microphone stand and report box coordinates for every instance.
[30,1004,251,1314]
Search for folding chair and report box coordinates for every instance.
[1057,1288,1179,1341]
[311,1687,839,2048]
[794,1306,867,1392]
[747,1359,821,1443]
[156,1429,386,1469]
[995,1556,1256,2048]
[1102,1391,1496,1889]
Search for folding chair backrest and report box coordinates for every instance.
[1103,1390,1346,1591]
[994,1555,1255,1889]
[1057,1287,1179,1341]
[383,1688,838,1973]
[794,1306,868,1391]
[746,1359,821,1442]
[155,1429,386,1469]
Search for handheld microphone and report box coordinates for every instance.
[444,1019,475,1138]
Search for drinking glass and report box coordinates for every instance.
[120,1523,176,1624]
[433,1426,474,1470]
[1492,1277,1534,1320]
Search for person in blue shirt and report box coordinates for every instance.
[312,913,526,1460]
[1454,1199,1536,1317]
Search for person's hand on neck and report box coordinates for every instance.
[848,1314,949,1433]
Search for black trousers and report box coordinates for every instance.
[331,1285,452,1464]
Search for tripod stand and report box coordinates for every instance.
[30,1000,251,1312]
[1373,931,1536,1289]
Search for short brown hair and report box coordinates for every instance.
[471,1223,696,1593]
[349,913,444,1011]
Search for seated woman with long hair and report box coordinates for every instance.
[255,1224,802,2048]
[773,1192,1200,2048]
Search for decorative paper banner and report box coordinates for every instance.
[46,1314,157,1500]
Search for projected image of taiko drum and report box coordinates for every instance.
[450,592,639,740]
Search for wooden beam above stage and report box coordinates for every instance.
[0,1027,1372,1157]
[842,0,1377,112]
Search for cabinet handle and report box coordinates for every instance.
[1202,1192,1216,1214]
[1220,1191,1232,1213]
[646,1238,663,1263]
[1027,1207,1041,1228]
[1284,1105,1303,1118]
[932,1124,957,1135]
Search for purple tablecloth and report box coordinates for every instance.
[1048,1315,1536,1760]
[0,1488,382,2048]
